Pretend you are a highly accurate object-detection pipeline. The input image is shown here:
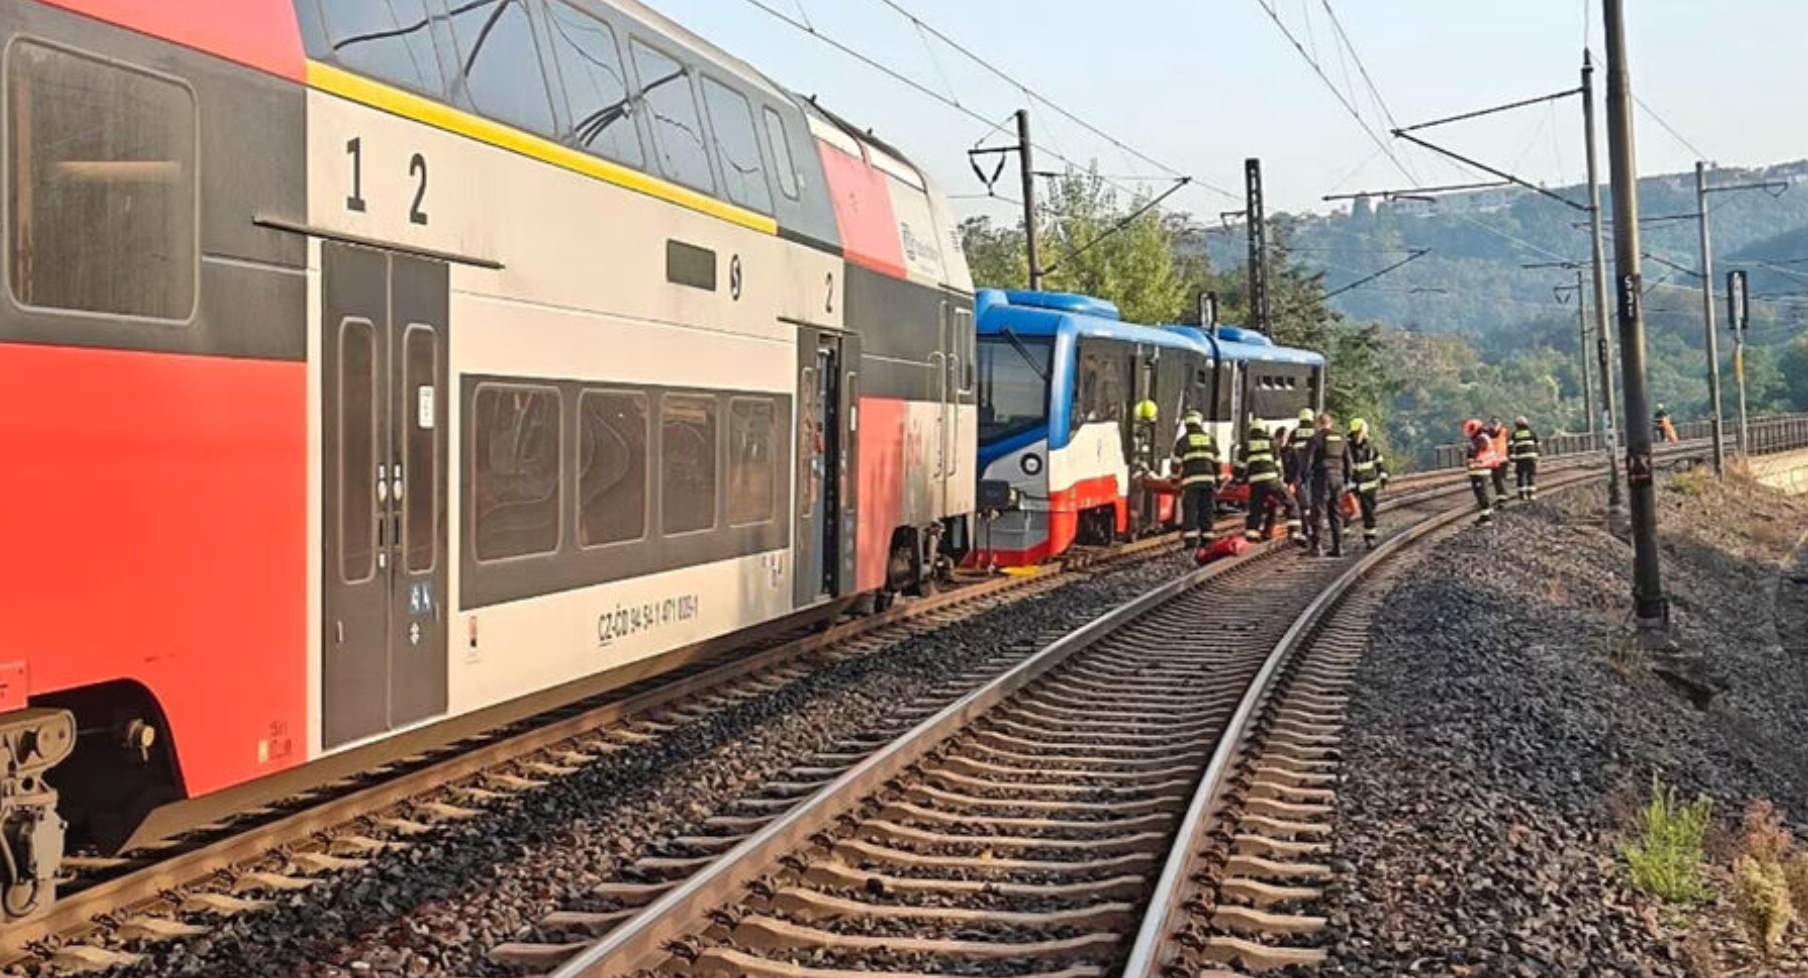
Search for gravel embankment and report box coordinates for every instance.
[1326,474,1808,977]
[106,548,1200,978]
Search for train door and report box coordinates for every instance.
[934,301,956,517]
[322,243,450,749]
[794,329,860,607]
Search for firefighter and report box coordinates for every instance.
[1485,416,1511,504]
[1130,399,1162,534]
[1174,411,1218,548]
[1654,404,1679,443]
[1286,407,1316,543]
[1464,418,1498,524]
[1305,411,1348,557]
[1347,417,1388,548]
[1509,415,1540,501]
[1233,420,1285,542]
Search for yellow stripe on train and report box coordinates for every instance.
[305,61,779,236]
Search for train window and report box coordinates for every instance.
[472,384,562,561]
[666,239,716,290]
[763,107,800,200]
[701,77,771,213]
[404,326,439,573]
[578,390,648,547]
[728,398,778,526]
[339,319,378,583]
[1073,344,1126,433]
[977,335,1050,443]
[630,40,714,192]
[544,1,641,166]
[315,0,446,97]
[661,393,718,534]
[7,43,196,320]
[443,0,557,136]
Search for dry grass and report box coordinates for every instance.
[1733,855,1794,955]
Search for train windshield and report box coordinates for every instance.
[978,333,1052,443]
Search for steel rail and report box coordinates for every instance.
[1117,458,1696,978]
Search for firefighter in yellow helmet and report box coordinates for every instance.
[1284,407,1316,545]
[1234,420,1288,542]
[1173,410,1219,548]
[1130,399,1162,535]
[1346,417,1389,548]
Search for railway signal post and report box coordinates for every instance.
[1603,0,1668,631]
[1694,162,1727,475]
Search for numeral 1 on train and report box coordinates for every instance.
[345,137,366,213]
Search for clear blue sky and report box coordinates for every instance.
[652,0,1808,218]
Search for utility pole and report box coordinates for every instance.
[1245,158,1270,332]
[1603,0,1667,629]
[1728,269,1752,453]
[1582,50,1622,509]
[1018,109,1042,291]
[1575,267,1595,432]
[1694,162,1726,474]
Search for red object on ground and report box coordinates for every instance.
[1196,536,1250,565]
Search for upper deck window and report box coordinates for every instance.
[762,107,799,200]
[630,39,713,193]
[8,42,197,321]
[544,1,642,166]
[316,0,446,98]
[977,334,1051,444]
[701,77,771,213]
[444,0,557,136]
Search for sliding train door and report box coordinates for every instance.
[321,243,450,748]
[794,328,860,608]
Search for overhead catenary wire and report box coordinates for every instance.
[734,0,1197,215]
[1252,0,1578,265]
[868,0,1242,202]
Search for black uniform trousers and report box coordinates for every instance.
[1182,484,1216,545]
[1515,459,1537,498]
[1310,475,1345,552]
[1245,480,1285,540]
[1356,489,1380,540]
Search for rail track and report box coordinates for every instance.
[7,444,1713,973]
[6,503,1232,971]
[526,461,1635,978]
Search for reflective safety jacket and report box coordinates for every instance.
[1467,431,1500,473]
[1234,427,1281,484]
[1282,425,1313,484]
[1175,429,1219,487]
[1489,425,1509,468]
[1306,428,1347,480]
[1509,425,1540,461]
[1347,436,1389,493]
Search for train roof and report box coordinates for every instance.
[976,290,1209,352]
[977,291,1325,366]
[1161,325,1326,367]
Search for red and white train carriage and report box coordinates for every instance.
[0,0,974,919]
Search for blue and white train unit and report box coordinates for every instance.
[972,289,1324,566]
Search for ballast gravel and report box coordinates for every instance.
[1325,475,1808,977]
[98,547,1201,978]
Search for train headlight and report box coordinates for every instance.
[1021,453,1043,476]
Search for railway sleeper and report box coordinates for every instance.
[831,837,1157,876]
[768,885,1137,930]
[728,913,1123,960]
[803,860,1147,900]
[690,945,1104,978]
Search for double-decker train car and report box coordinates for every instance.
[973,290,1323,566]
[0,0,975,918]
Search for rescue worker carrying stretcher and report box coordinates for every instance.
[1464,418,1499,524]
[1303,411,1347,557]
[1346,418,1389,548]
[1234,421,1289,542]
[1174,411,1218,548]
[1509,416,1540,501]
